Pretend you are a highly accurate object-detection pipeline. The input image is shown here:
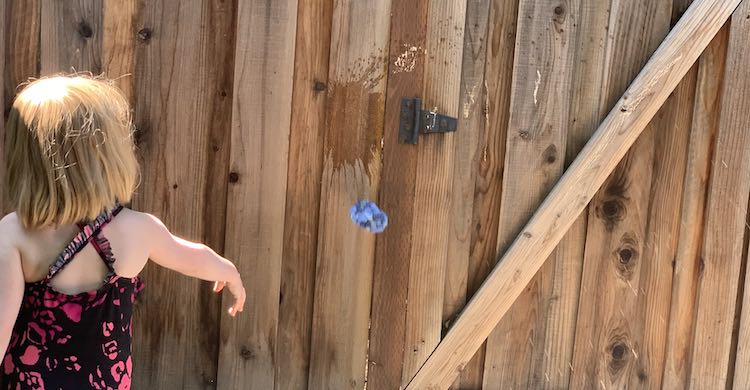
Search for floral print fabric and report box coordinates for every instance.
[2,205,144,389]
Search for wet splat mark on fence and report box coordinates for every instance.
[341,51,387,90]
[325,83,384,174]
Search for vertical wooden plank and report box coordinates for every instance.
[131,1,236,388]
[480,0,577,387]
[305,1,389,389]
[627,57,696,390]
[3,0,40,108]
[102,0,137,103]
[40,0,102,75]
[532,0,612,387]
[620,1,701,387]
[662,24,729,390]
[534,2,615,388]
[218,0,297,388]
[276,1,332,389]
[400,1,466,386]
[442,0,493,387]
[368,1,428,389]
[442,0,491,352]
[569,0,676,388]
[459,0,518,387]
[692,1,750,387]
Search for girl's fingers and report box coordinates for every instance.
[213,281,226,293]
[228,288,246,318]
[224,281,247,318]
[236,289,246,313]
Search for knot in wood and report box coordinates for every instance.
[613,233,638,279]
[612,343,627,360]
[597,198,626,230]
[619,248,633,264]
[137,28,152,42]
[78,21,93,38]
[240,346,254,360]
[607,339,630,373]
[133,127,145,146]
[553,6,565,16]
[228,172,240,183]
[543,144,558,165]
[313,81,327,92]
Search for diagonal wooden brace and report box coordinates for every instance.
[405,0,743,388]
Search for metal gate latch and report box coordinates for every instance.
[399,97,458,144]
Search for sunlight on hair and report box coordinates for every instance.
[4,74,140,228]
[19,76,78,105]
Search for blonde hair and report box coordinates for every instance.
[4,75,139,229]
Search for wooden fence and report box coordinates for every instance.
[2,0,750,389]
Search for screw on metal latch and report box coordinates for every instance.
[398,98,457,144]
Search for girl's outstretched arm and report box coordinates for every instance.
[0,216,24,356]
[141,213,246,317]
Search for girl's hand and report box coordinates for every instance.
[213,273,246,317]
[141,212,247,317]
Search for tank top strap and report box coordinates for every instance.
[43,204,124,283]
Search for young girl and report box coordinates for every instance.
[0,75,246,389]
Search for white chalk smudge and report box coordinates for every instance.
[533,70,541,106]
[462,84,478,119]
[393,45,424,74]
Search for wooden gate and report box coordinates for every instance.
[3,0,750,389]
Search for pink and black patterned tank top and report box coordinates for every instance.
[2,205,145,390]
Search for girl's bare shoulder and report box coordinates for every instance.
[0,213,23,240]
[0,213,22,257]
[114,208,162,231]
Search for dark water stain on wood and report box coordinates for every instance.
[324,80,384,172]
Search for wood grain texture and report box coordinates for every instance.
[691,1,750,387]
[619,2,700,388]
[481,0,577,388]
[102,0,137,103]
[130,1,236,388]
[442,5,491,381]
[459,1,518,387]
[218,0,297,388]
[276,1,333,389]
[662,24,729,390]
[40,0,102,75]
[627,53,696,390]
[535,1,614,387]
[3,0,40,110]
[305,0,390,389]
[405,1,740,387]
[400,0,466,386]
[367,1,428,388]
[569,0,673,388]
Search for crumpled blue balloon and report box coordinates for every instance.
[349,200,388,233]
